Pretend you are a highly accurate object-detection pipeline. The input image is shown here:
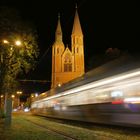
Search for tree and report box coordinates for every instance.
[0,6,39,125]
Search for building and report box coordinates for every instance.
[51,7,85,88]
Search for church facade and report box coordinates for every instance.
[51,8,85,88]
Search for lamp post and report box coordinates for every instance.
[11,94,15,109]
[0,94,4,109]
[16,91,22,108]
[0,39,22,126]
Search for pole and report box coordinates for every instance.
[4,93,12,126]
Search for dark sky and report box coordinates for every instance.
[0,0,137,94]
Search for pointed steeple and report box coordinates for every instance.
[55,13,62,42]
[72,5,83,36]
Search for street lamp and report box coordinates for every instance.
[58,83,61,87]
[0,94,4,109]
[3,40,9,44]
[15,41,21,46]
[11,94,15,110]
[17,91,22,94]
[0,39,22,63]
[16,91,22,107]
[3,39,21,45]
[0,39,22,125]
[11,94,15,98]
[0,95,4,98]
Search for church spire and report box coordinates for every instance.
[72,6,83,36]
[55,13,62,42]
[75,3,77,9]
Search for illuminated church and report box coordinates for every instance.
[51,8,85,88]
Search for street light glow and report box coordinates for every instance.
[35,93,38,97]
[15,40,21,46]
[3,40,9,44]
[0,95,4,98]
[16,91,22,95]
[11,95,15,98]
[10,47,13,51]
[58,83,61,87]
[2,39,22,46]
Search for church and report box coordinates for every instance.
[51,7,85,88]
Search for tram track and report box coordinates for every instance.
[12,113,140,140]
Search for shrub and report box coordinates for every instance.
[0,109,6,118]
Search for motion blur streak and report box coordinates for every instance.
[31,68,140,127]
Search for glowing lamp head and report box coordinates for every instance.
[11,95,15,98]
[0,95,4,98]
[15,40,21,46]
[3,40,9,44]
[58,83,61,87]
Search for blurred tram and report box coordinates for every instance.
[31,56,140,127]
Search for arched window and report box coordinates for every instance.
[76,48,79,53]
[64,53,72,72]
[64,64,72,72]
[73,38,75,44]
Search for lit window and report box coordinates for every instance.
[64,63,72,72]
[64,53,72,72]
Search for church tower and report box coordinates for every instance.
[51,7,85,89]
[51,14,65,88]
[71,6,84,74]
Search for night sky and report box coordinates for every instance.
[0,0,138,94]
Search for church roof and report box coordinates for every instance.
[62,46,72,56]
[72,8,83,36]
